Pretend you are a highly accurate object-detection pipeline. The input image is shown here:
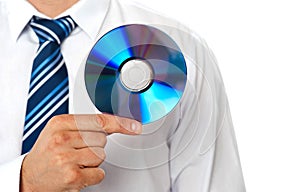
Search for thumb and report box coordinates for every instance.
[97,114,143,135]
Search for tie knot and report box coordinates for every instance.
[30,16,77,45]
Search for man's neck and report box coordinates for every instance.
[28,0,79,18]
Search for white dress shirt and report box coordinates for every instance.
[0,0,245,191]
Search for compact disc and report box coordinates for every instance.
[85,24,187,124]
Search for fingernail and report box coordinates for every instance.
[130,122,142,134]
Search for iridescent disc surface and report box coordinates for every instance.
[85,24,187,124]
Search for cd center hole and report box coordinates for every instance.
[129,68,145,83]
[120,59,153,92]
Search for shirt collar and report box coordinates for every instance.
[7,0,111,42]
[7,0,37,42]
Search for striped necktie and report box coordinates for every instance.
[22,16,77,154]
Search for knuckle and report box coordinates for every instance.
[48,115,62,126]
[98,115,107,128]
[48,114,72,127]
[52,131,70,145]
[47,131,71,150]
[53,152,70,166]
[117,116,126,126]
[64,167,81,185]
[100,114,122,134]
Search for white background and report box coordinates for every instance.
[137,0,300,191]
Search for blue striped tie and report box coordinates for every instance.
[22,16,77,154]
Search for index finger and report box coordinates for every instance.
[48,114,142,135]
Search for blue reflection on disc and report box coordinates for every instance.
[139,81,182,123]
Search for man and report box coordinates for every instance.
[0,0,246,191]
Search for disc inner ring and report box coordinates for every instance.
[119,59,154,92]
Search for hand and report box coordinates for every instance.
[20,114,142,192]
